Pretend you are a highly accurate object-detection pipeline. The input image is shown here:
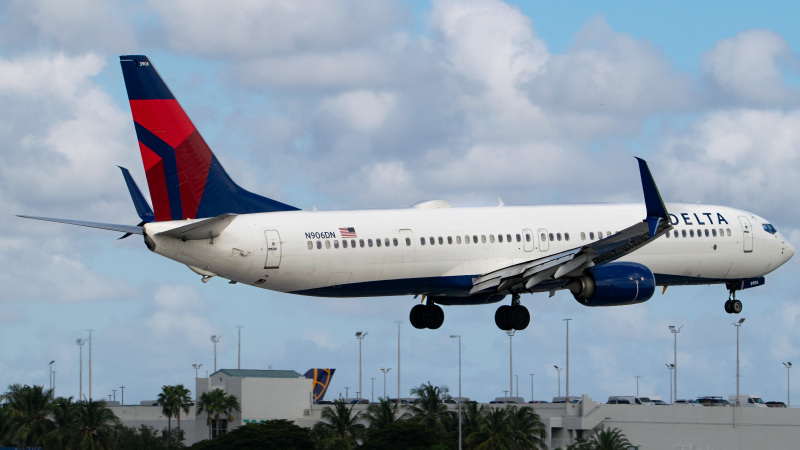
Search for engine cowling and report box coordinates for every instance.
[569,262,655,306]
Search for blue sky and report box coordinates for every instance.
[1,0,800,409]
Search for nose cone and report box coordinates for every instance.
[785,240,795,262]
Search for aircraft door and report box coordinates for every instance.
[738,216,753,253]
[537,228,549,252]
[523,229,534,252]
[400,229,414,262]
[264,230,282,268]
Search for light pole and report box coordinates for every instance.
[450,334,462,450]
[381,368,391,398]
[210,335,221,372]
[784,362,792,407]
[371,377,376,403]
[345,386,350,398]
[732,318,745,406]
[529,373,535,402]
[356,331,368,399]
[666,364,674,403]
[237,326,243,370]
[507,330,515,396]
[554,365,563,397]
[112,389,117,402]
[76,339,84,401]
[669,325,683,401]
[48,360,55,399]
[564,318,572,400]
[120,385,125,406]
[86,329,93,401]
[635,376,641,396]
[193,363,204,401]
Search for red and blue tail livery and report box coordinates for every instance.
[119,55,298,222]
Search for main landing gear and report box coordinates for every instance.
[494,294,530,331]
[724,288,743,314]
[410,297,445,329]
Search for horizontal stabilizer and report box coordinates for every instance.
[156,214,237,241]
[18,215,144,235]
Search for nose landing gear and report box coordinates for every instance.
[494,293,530,330]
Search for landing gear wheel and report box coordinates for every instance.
[509,305,530,330]
[425,304,445,329]
[724,300,733,314]
[410,304,426,329]
[731,299,743,314]
[495,305,512,331]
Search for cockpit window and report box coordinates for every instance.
[763,224,777,235]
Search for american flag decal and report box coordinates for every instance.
[339,227,357,238]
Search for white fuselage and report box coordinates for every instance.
[143,202,794,300]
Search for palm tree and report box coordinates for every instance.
[222,392,241,433]
[465,406,515,450]
[506,405,547,450]
[586,426,632,450]
[196,388,232,439]
[2,384,56,448]
[43,396,79,448]
[363,397,398,435]
[158,385,177,434]
[67,399,120,449]
[172,384,192,433]
[312,399,365,446]
[460,401,487,439]
[405,382,452,434]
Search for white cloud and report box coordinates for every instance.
[702,29,800,106]
[319,90,397,132]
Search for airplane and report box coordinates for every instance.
[20,55,795,331]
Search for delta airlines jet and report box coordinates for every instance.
[20,56,795,331]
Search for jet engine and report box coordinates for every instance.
[569,262,655,306]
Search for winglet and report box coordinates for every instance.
[118,166,155,223]
[635,157,669,237]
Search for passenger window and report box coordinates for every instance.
[581,232,586,240]
[704,229,709,237]
[556,233,562,241]
[448,236,453,244]
[607,231,612,237]
[420,237,425,245]
[334,240,339,248]
[406,237,411,246]
[438,236,444,245]
[516,234,521,242]
[565,232,570,241]
[525,233,531,242]
[489,235,495,243]
[376,239,381,247]
[507,234,512,242]
[430,237,435,245]
[681,230,686,238]
[307,241,313,250]
[385,238,390,247]
[326,240,331,249]
[689,230,694,237]
[456,235,462,244]
[351,239,356,248]
[665,232,670,238]
[360,239,365,248]
[317,241,322,249]
[712,229,717,237]
[481,235,486,243]
[343,240,349,248]
[473,235,478,243]
[549,233,554,241]
[498,234,503,243]
[465,235,470,244]
[589,232,594,240]
[727,228,731,236]
[368,239,373,247]
[540,233,546,241]
[393,238,399,246]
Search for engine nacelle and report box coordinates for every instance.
[569,262,655,306]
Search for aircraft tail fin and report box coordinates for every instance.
[118,55,299,222]
[304,368,336,403]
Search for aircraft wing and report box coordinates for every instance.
[470,158,672,296]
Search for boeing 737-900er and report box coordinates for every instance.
[19,55,795,331]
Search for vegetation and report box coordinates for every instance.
[158,384,193,434]
[196,388,241,439]
[567,426,632,450]
[189,420,313,450]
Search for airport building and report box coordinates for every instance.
[109,368,800,449]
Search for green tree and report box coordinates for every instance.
[196,389,226,439]
[585,426,632,450]
[159,384,193,435]
[189,420,313,450]
[221,392,241,433]
[363,397,398,436]
[506,406,547,450]
[460,401,487,440]
[312,399,366,448]
[361,419,446,450]
[405,382,452,435]
[1,384,56,448]
[114,423,171,450]
[69,399,121,449]
[173,385,193,433]
[464,406,515,450]
[43,396,80,448]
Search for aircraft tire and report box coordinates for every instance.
[426,304,445,329]
[495,305,512,331]
[410,304,427,329]
[731,300,743,314]
[724,300,732,314]
[509,305,530,330]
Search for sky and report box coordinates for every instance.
[1,0,800,408]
